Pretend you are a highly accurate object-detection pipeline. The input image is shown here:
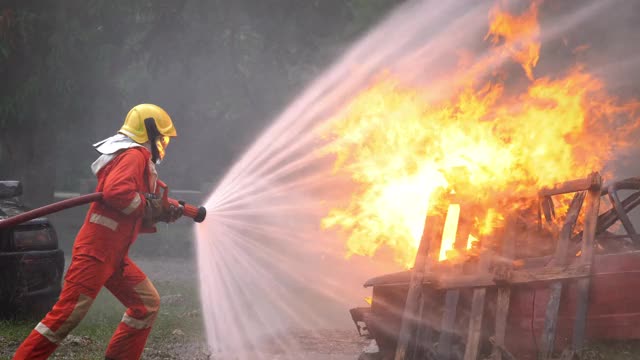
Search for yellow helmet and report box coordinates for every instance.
[119,104,177,144]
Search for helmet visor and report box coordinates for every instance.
[155,135,171,161]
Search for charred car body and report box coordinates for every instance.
[0,181,64,318]
[350,176,640,360]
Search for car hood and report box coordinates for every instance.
[0,200,30,220]
[363,270,413,288]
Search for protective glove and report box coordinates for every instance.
[143,194,183,224]
[161,202,184,223]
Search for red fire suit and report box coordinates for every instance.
[14,147,161,360]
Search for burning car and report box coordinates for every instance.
[0,181,64,318]
[350,175,640,360]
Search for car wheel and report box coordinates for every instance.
[27,296,57,319]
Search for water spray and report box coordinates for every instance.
[0,181,206,229]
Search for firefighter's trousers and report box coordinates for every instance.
[13,254,160,360]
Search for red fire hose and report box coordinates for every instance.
[0,193,103,229]
[0,190,206,229]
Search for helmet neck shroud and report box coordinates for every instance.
[144,117,162,163]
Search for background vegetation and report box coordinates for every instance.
[0,0,401,206]
[0,4,403,354]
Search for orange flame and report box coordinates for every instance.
[320,2,640,268]
[486,1,540,80]
[439,204,461,261]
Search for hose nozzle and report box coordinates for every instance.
[157,180,207,223]
[176,200,207,223]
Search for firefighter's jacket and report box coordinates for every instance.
[73,147,156,266]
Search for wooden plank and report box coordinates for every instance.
[554,192,586,263]
[364,249,590,287]
[489,336,517,360]
[427,263,591,290]
[493,288,511,360]
[364,258,591,289]
[464,238,490,360]
[409,289,427,359]
[439,202,471,359]
[437,289,460,358]
[539,177,593,197]
[571,190,640,242]
[540,281,564,359]
[540,191,586,359]
[607,185,640,243]
[414,288,437,358]
[393,270,426,360]
[508,263,590,284]
[464,287,487,360]
[541,196,556,223]
[572,173,601,351]
[394,200,445,360]
[573,278,592,351]
[394,265,427,359]
[492,220,517,360]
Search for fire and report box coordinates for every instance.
[439,204,461,262]
[320,1,640,268]
[486,1,540,80]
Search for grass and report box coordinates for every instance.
[0,280,205,360]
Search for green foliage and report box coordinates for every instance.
[0,7,39,126]
[0,74,38,128]
[0,0,402,199]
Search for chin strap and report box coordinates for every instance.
[143,117,161,163]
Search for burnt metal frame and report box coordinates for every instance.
[391,173,640,360]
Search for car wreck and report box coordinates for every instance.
[350,173,640,360]
[0,181,64,318]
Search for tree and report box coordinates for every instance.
[0,1,57,206]
[0,0,400,205]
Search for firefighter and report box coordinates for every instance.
[14,104,182,360]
